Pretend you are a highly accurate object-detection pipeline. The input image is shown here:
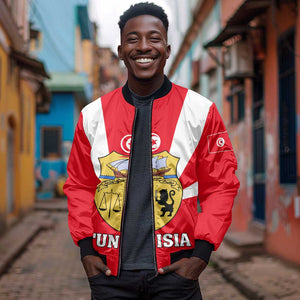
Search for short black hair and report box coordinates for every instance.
[118,2,169,33]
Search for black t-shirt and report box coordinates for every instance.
[120,89,156,270]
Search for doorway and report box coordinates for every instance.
[6,117,16,215]
[253,60,266,223]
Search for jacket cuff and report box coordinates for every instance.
[192,239,214,263]
[78,237,98,260]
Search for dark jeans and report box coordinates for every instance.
[88,270,202,300]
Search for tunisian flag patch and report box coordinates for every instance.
[207,131,233,154]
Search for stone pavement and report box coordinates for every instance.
[0,199,299,299]
[0,211,90,300]
[0,203,245,300]
[211,243,300,299]
[200,266,247,299]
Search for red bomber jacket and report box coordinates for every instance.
[64,79,240,276]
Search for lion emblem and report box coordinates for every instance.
[155,189,175,217]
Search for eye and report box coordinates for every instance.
[127,37,138,43]
[150,36,161,42]
[125,34,138,43]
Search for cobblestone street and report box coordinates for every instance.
[0,211,247,300]
[200,266,247,299]
[0,212,90,300]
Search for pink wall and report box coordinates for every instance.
[221,0,245,27]
[221,0,300,265]
[225,79,253,232]
[221,1,254,232]
[264,0,300,265]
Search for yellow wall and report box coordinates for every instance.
[18,80,36,213]
[0,23,36,230]
[0,27,8,218]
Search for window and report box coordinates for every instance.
[191,60,200,92]
[278,28,296,184]
[30,30,43,51]
[41,127,62,159]
[228,81,245,124]
[237,90,245,121]
[208,69,217,102]
[8,56,17,87]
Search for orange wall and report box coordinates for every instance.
[220,0,253,231]
[225,79,253,232]
[264,1,300,264]
[220,0,253,232]
[221,2,300,265]
[220,0,245,28]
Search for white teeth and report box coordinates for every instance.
[135,58,153,63]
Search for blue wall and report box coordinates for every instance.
[35,93,75,198]
[36,93,75,159]
[30,0,88,72]
[31,0,91,199]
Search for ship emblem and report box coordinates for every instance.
[152,151,182,230]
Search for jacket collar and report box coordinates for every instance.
[122,76,172,105]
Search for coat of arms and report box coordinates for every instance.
[95,152,128,231]
[94,151,182,231]
[152,151,182,230]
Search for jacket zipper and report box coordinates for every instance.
[117,108,137,277]
[149,99,157,270]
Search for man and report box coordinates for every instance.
[64,2,239,299]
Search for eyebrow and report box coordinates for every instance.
[125,30,163,37]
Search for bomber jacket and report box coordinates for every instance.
[64,78,240,276]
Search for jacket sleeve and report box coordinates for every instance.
[194,103,240,250]
[63,112,100,246]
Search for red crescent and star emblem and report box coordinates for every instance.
[121,133,161,153]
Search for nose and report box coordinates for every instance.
[136,37,151,52]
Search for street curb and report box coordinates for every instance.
[34,199,68,212]
[210,256,277,300]
[0,211,55,276]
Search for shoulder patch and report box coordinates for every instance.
[207,131,233,154]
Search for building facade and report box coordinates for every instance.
[0,0,49,233]
[169,0,300,265]
[30,0,95,199]
[92,47,127,99]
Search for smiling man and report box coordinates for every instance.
[118,12,170,94]
[64,2,240,300]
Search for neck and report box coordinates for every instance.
[127,75,165,96]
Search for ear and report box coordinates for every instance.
[166,45,171,59]
[118,45,123,60]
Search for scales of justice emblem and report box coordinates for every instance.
[94,151,182,231]
[95,152,128,231]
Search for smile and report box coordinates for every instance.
[135,58,154,63]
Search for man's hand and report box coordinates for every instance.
[158,257,207,280]
[82,255,111,277]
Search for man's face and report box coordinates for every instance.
[118,14,171,83]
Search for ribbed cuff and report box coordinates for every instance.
[191,240,214,263]
[78,237,98,260]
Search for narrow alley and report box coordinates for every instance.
[0,203,247,300]
[1,1,300,299]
